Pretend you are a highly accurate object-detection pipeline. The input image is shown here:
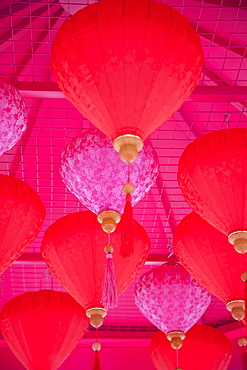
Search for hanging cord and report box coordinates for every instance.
[225,112,230,129]
[40,268,53,291]
[167,237,174,258]
[175,349,182,370]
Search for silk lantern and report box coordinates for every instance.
[150,324,232,370]
[41,210,150,327]
[173,211,247,321]
[60,129,159,233]
[178,128,247,254]
[0,78,27,155]
[0,290,89,370]
[52,0,204,163]
[0,174,45,275]
[134,263,211,349]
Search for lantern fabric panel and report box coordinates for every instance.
[134,263,211,334]
[41,210,150,310]
[178,128,247,235]
[173,211,247,304]
[0,174,46,275]
[52,0,203,141]
[150,325,232,370]
[0,78,27,156]
[0,290,89,370]
[60,129,159,214]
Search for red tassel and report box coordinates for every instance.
[120,193,134,258]
[242,348,247,370]
[93,351,101,370]
[101,253,118,310]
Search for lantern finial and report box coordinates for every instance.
[97,210,121,233]
[86,308,107,328]
[167,331,186,350]
[228,231,247,254]
[226,300,245,321]
[113,135,144,163]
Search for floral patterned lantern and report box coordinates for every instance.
[60,129,159,233]
[173,211,247,321]
[178,128,247,254]
[52,0,203,162]
[150,324,232,370]
[134,263,211,349]
[41,210,150,327]
[0,290,89,370]
[0,78,27,155]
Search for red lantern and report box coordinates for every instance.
[173,211,247,321]
[134,263,211,349]
[150,324,232,370]
[52,0,203,162]
[0,174,45,275]
[178,128,247,254]
[0,290,89,370]
[41,210,150,327]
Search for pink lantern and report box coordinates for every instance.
[60,129,159,233]
[0,78,27,155]
[134,263,211,349]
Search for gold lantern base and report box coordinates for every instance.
[113,134,144,163]
[86,307,107,328]
[97,210,121,233]
[167,331,186,350]
[226,300,245,321]
[228,231,247,254]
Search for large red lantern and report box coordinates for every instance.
[173,211,247,321]
[41,210,150,328]
[0,78,27,156]
[52,0,203,162]
[178,128,247,254]
[0,174,45,275]
[150,324,232,370]
[134,263,211,349]
[0,290,89,370]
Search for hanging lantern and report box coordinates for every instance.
[60,129,159,232]
[0,174,45,275]
[134,263,211,349]
[173,211,247,321]
[41,210,150,328]
[0,290,89,370]
[178,128,247,254]
[52,0,203,162]
[0,78,27,155]
[150,324,232,370]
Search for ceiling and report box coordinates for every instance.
[0,0,246,369]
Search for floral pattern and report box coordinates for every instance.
[134,263,211,334]
[60,129,159,214]
[0,79,27,155]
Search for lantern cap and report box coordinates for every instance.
[226,300,245,321]
[167,331,185,350]
[97,210,121,233]
[228,231,247,254]
[86,307,107,328]
[113,135,144,163]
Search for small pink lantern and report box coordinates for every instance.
[0,78,27,155]
[60,129,159,232]
[134,263,211,350]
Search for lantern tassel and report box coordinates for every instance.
[242,348,247,370]
[101,252,118,310]
[120,193,134,258]
[93,351,101,370]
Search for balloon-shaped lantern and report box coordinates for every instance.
[52,0,204,163]
[178,128,247,254]
[0,174,45,275]
[0,290,89,370]
[134,263,211,349]
[0,78,27,155]
[173,211,247,321]
[41,210,150,328]
[60,129,159,233]
[150,324,232,370]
